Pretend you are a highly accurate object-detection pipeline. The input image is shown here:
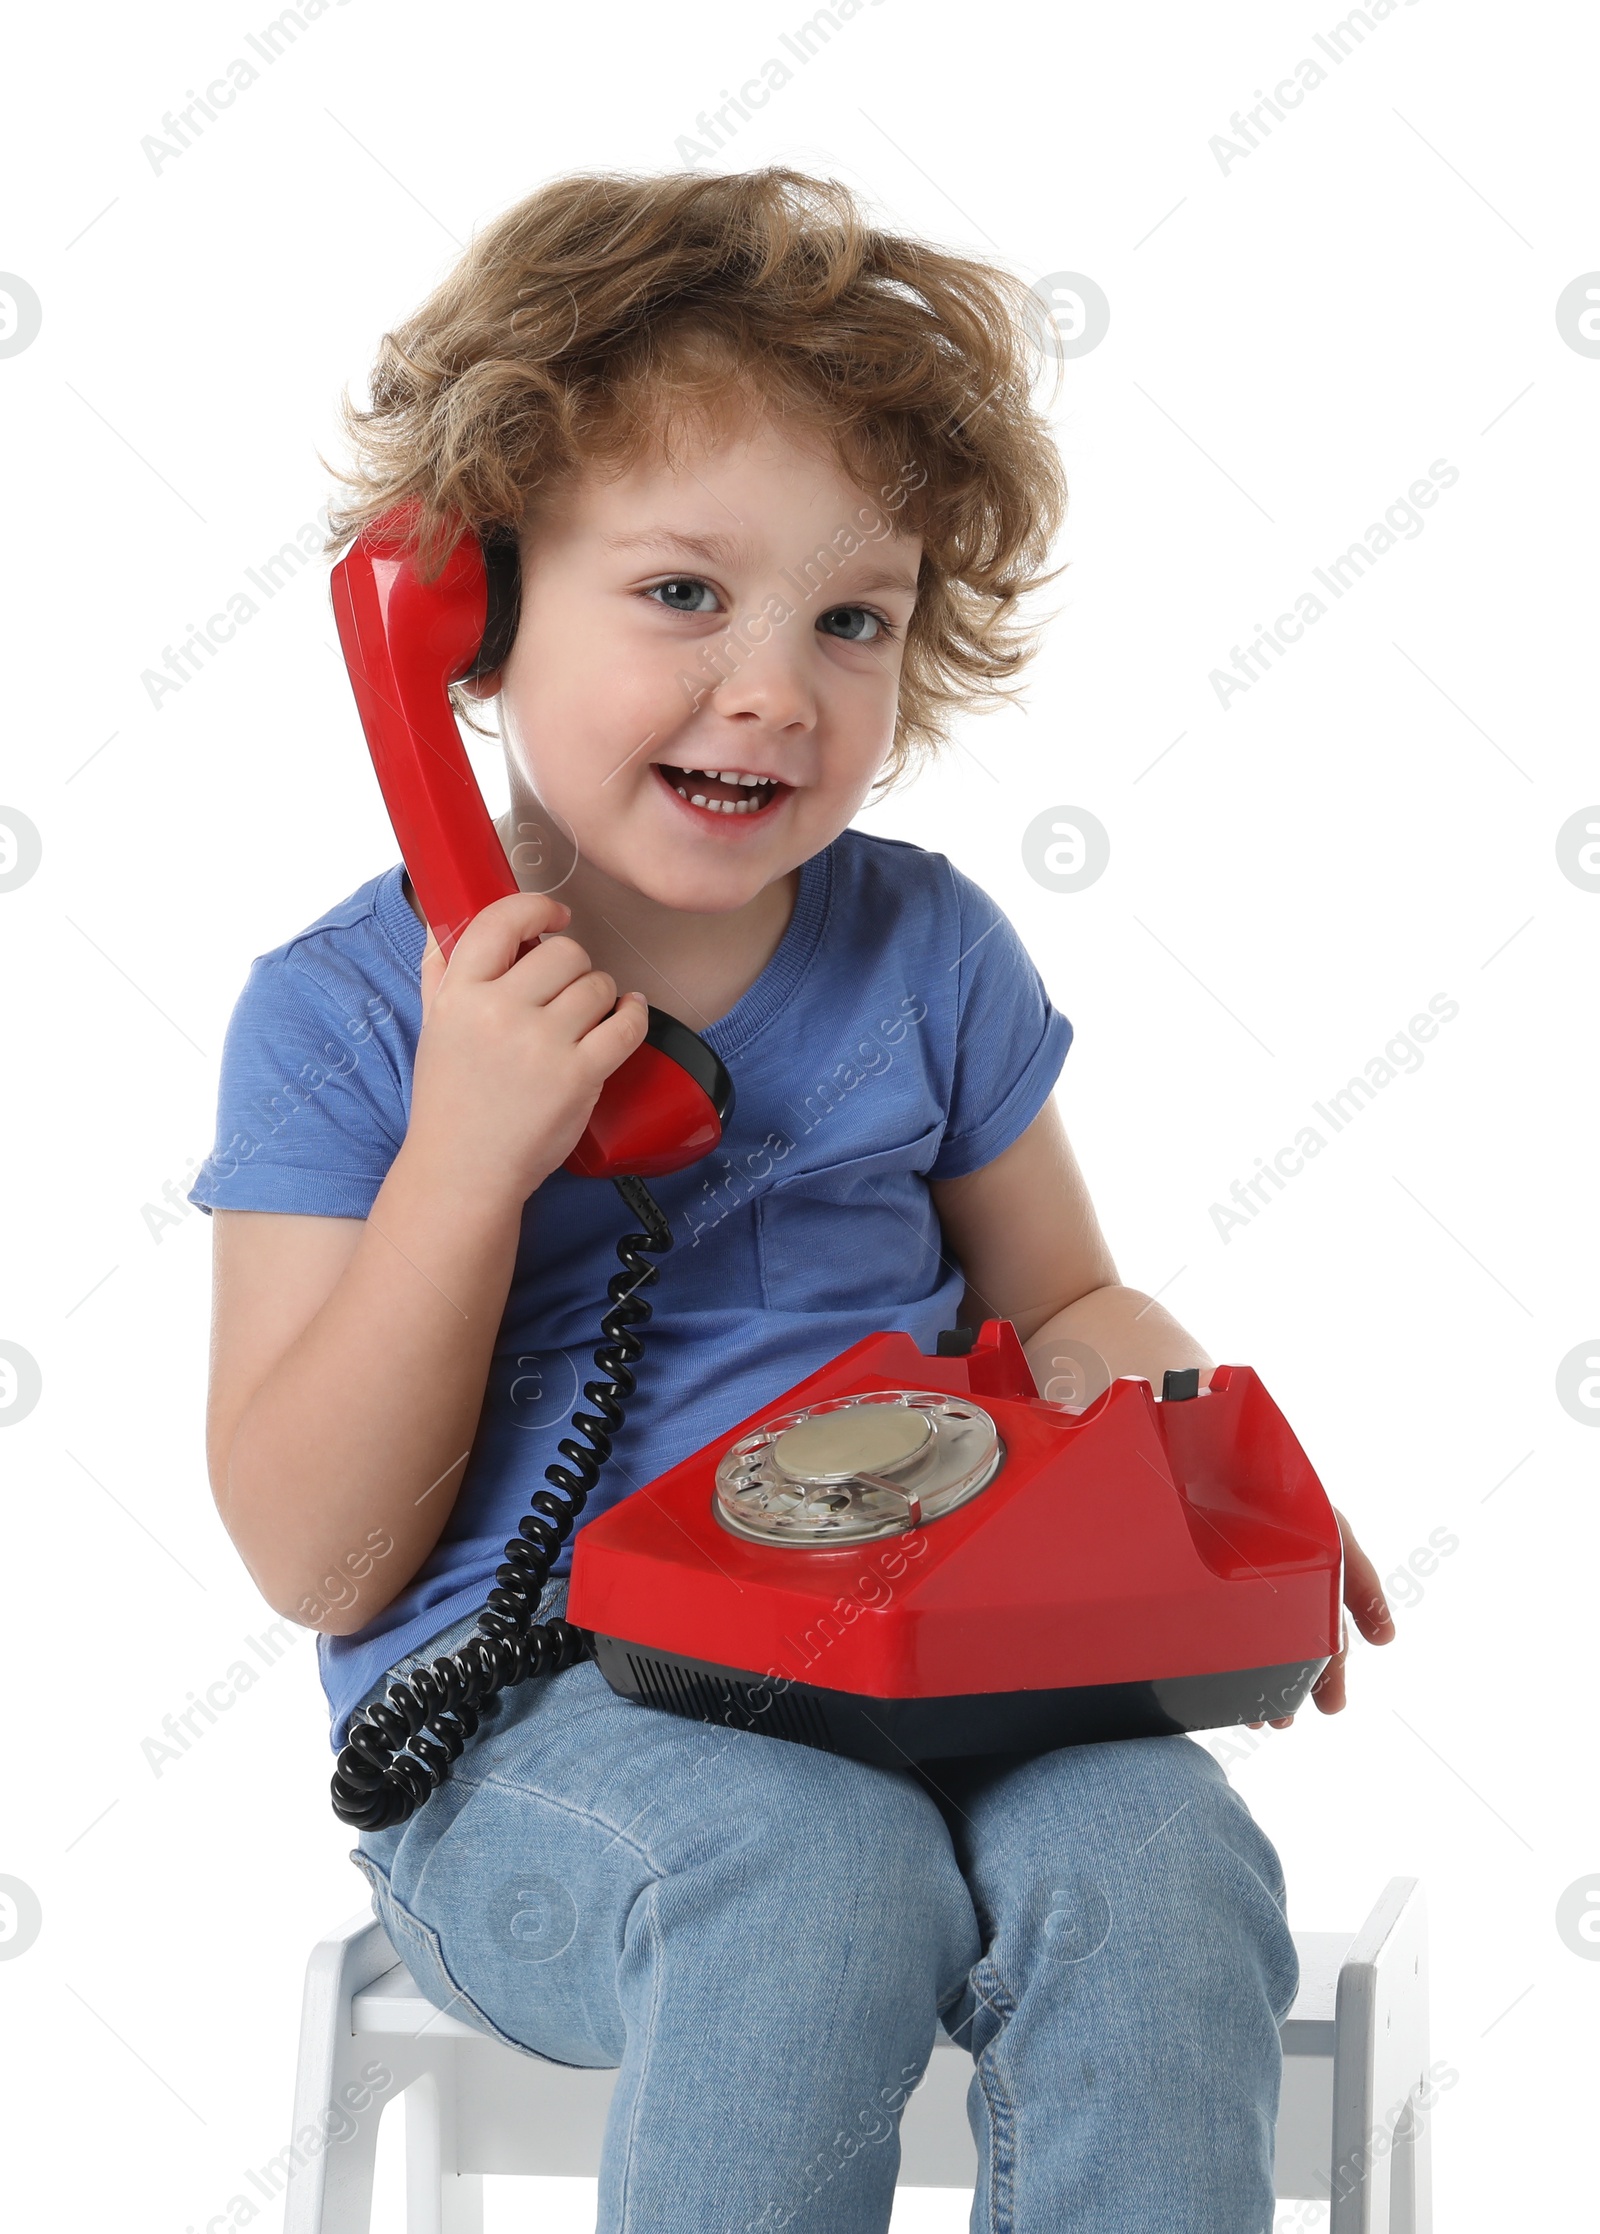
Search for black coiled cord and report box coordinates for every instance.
[330,1174,673,1830]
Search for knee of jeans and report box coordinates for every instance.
[1119,1746,1299,2020]
[999,1739,1299,2025]
[1089,1735,1286,1890]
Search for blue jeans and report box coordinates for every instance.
[351,1575,1299,2232]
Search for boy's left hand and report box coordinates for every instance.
[1247,1506,1396,1729]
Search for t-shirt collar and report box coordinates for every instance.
[370,843,834,1063]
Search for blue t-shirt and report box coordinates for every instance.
[188,830,1073,1748]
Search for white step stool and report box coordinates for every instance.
[283,1874,1432,2231]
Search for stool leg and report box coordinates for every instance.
[291,2104,384,2234]
[405,2072,444,2234]
[1331,1880,1431,2234]
[288,1916,401,2234]
[447,2176,485,2232]
[1387,2088,1432,2234]
[1410,2083,1434,2234]
[441,2176,486,2232]
[406,2065,485,2234]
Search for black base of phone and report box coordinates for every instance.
[589,1635,1330,1767]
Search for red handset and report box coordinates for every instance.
[329,509,732,1181]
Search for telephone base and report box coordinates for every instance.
[589,1634,1330,1767]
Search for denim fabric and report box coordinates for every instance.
[350,1576,1299,2232]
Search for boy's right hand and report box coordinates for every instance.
[408,893,650,1206]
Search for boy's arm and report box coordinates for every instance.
[927,1096,1213,1397]
[204,892,645,1637]
[206,1147,526,1635]
[929,1097,1395,1716]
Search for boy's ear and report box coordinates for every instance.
[457,669,503,700]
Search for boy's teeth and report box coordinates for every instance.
[666,765,777,815]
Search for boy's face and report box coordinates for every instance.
[472,413,923,914]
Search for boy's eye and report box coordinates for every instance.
[644,578,897,643]
[817,605,893,644]
[647,576,721,614]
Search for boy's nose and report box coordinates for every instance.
[693,614,820,736]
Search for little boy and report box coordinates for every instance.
[191,165,1389,2231]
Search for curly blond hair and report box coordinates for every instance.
[324,165,1068,790]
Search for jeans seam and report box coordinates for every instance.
[616,1872,666,2233]
[971,1954,1020,2234]
[476,1767,670,1878]
[350,1848,578,2067]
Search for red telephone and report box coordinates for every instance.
[326,507,1344,1834]
[329,507,731,1181]
[568,1329,1342,1768]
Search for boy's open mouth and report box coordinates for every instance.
[652,762,788,819]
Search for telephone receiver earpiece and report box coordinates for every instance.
[330,506,732,1182]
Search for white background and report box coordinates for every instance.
[1,0,1596,2226]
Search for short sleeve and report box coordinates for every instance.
[186,953,408,1219]
[926,870,1074,1182]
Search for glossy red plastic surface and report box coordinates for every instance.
[567,1322,1344,1699]
[330,514,726,1182]
[331,522,515,961]
[562,1040,726,1179]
